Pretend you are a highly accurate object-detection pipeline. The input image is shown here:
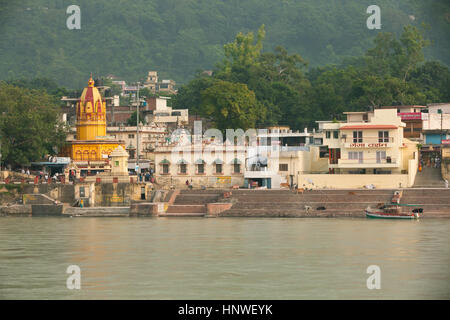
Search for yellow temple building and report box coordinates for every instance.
[63,77,125,165]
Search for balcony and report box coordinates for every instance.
[244,166,277,178]
[334,157,399,168]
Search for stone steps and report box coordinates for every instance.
[232,202,386,210]
[219,208,365,218]
[232,189,395,195]
[401,197,450,204]
[166,204,206,214]
[160,212,205,217]
[174,194,220,205]
[231,195,392,203]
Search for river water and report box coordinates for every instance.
[0,217,449,299]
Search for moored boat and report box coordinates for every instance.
[365,203,422,219]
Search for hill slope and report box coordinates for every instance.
[0,0,448,88]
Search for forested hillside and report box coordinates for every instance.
[172,24,450,131]
[0,0,448,88]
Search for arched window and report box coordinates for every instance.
[90,150,97,161]
[75,150,82,160]
[82,150,89,160]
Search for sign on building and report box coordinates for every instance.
[398,113,422,120]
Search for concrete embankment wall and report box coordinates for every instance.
[401,189,450,217]
[3,185,450,218]
[219,189,450,218]
[64,207,130,217]
[298,174,411,189]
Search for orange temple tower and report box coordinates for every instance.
[64,77,124,163]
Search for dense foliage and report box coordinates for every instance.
[174,25,450,130]
[0,0,448,88]
[0,83,68,167]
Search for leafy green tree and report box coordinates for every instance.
[6,77,71,99]
[410,61,450,102]
[0,82,68,167]
[173,75,217,114]
[200,80,265,131]
[365,26,429,81]
[127,110,147,126]
[221,25,265,74]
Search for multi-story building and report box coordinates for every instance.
[145,96,189,126]
[420,103,450,167]
[377,105,426,140]
[142,71,177,94]
[153,136,246,188]
[320,109,416,175]
[157,79,177,94]
[302,109,419,189]
[243,127,326,188]
[143,71,158,93]
[422,103,450,145]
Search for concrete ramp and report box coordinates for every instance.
[413,167,444,187]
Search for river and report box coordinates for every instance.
[0,217,449,299]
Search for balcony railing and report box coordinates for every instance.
[246,166,270,172]
[338,158,397,165]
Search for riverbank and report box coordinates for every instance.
[2,188,450,218]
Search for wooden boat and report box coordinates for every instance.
[365,203,422,219]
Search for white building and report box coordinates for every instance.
[145,96,189,125]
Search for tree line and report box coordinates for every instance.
[173,25,450,131]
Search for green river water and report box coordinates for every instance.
[0,217,449,299]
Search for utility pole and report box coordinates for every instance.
[439,108,443,168]
[136,83,140,176]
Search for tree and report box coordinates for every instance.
[365,26,429,81]
[222,25,265,71]
[127,110,147,126]
[200,80,265,131]
[410,61,450,102]
[0,82,68,168]
[172,75,217,113]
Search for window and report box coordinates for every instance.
[215,163,222,174]
[128,134,135,139]
[353,131,363,143]
[376,151,386,163]
[319,146,329,158]
[114,161,119,167]
[233,164,241,174]
[349,151,363,163]
[279,164,289,171]
[179,163,187,174]
[378,131,389,143]
[162,164,169,174]
[197,164,204,174]
[333,131,339,139]
[325,131,331,139]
